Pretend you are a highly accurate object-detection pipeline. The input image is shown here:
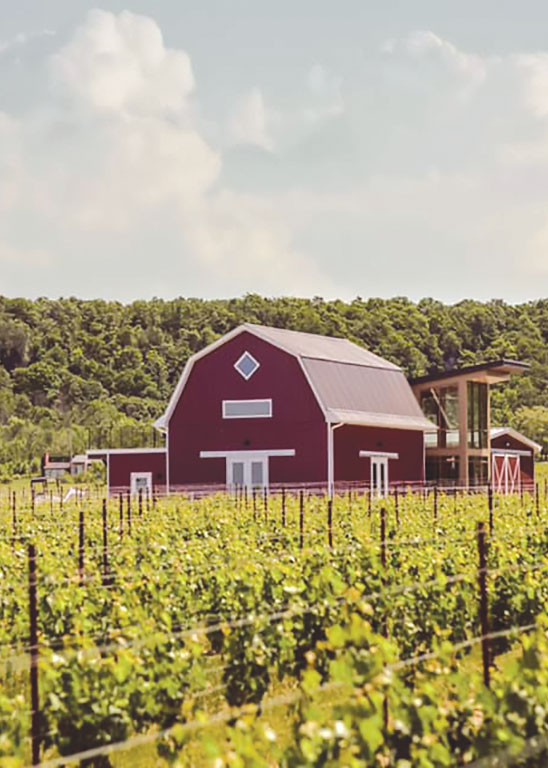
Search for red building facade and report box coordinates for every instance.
[97,324,434,495]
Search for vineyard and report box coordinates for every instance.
[2,485,548,767]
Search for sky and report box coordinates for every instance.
[1,1,548,304]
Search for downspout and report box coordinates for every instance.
[327,422,343,498]
[166,426,170,496]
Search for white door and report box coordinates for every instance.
[130,472,152,497]
[492,453,520,494]
[370,457,389,497]
[227,456,268,491]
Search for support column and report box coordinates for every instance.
[458,379,469,487]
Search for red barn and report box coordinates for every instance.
[143,323,432,495]
[490,427,541,493]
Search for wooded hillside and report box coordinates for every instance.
[1,294,547,478]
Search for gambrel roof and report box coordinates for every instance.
[154,323,434,432]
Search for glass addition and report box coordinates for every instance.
[420,385,460,448]
[467,382,488,449]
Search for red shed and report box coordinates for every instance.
[151,324,433,495]
[490,427,541,493]
[87,448,167,496]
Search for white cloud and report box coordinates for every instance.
[0,10,331,299]
[5,13,548,303]
[304,64,344,122]
[227,87,273,150]
[382,30,489,96]
[0,29,55,56]
[49,9,194,115]
[515,54,548,118]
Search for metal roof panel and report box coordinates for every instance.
[302,358,432,429]
[245,324,400,369]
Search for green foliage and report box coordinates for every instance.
[2,489,548,764]
[1,295,548,471]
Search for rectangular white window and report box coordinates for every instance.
[222,399,272,419]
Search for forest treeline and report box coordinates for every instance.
[1,294,547,478]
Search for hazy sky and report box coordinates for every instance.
[2,1,548,303]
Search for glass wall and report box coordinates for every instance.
[467,382,488,449]
[468,456,489,486]
[420,385,460,448]
[426,456,460,485]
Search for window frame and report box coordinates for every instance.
[234,351,260,380]
[222,398,273,419]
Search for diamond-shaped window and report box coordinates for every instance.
[234,351,260,380]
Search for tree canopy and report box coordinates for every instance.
[0,294,547,478]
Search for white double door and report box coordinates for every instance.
[370,456,389,497]
[227,455,268,491]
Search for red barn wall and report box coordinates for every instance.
[168,332,327,487]
[491,434,535,485]
[334,425,424,485]
[109,452,167,491]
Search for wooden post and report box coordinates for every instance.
[368,487,372,518]
[299,490,304,550]
[11,492,16,545]
[327,499,333,549]
[394,486,399,527]
[138,488,143,518]
[477,522,490,688]
[102,499,111,587]
[281,488,286,528]
[263,487,268,523]
[28,543,40,766]
[31,486,35,516]
[379,509,388,730]
[380,506,387,568]
[535,483,540,519]
[252,489,257,522]
[488,485,494,537]
[119,493,123,539]
[126,490,131,535]
[433,486,438,524]
[78,507,85,587]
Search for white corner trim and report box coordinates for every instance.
[327,422,344,498]
[166,428,170,495]
[222,399,272,419]
[200,449,295,459]
[359,450,399,460]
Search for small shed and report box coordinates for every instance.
[87,448,167,496]
[490,427,541,493]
